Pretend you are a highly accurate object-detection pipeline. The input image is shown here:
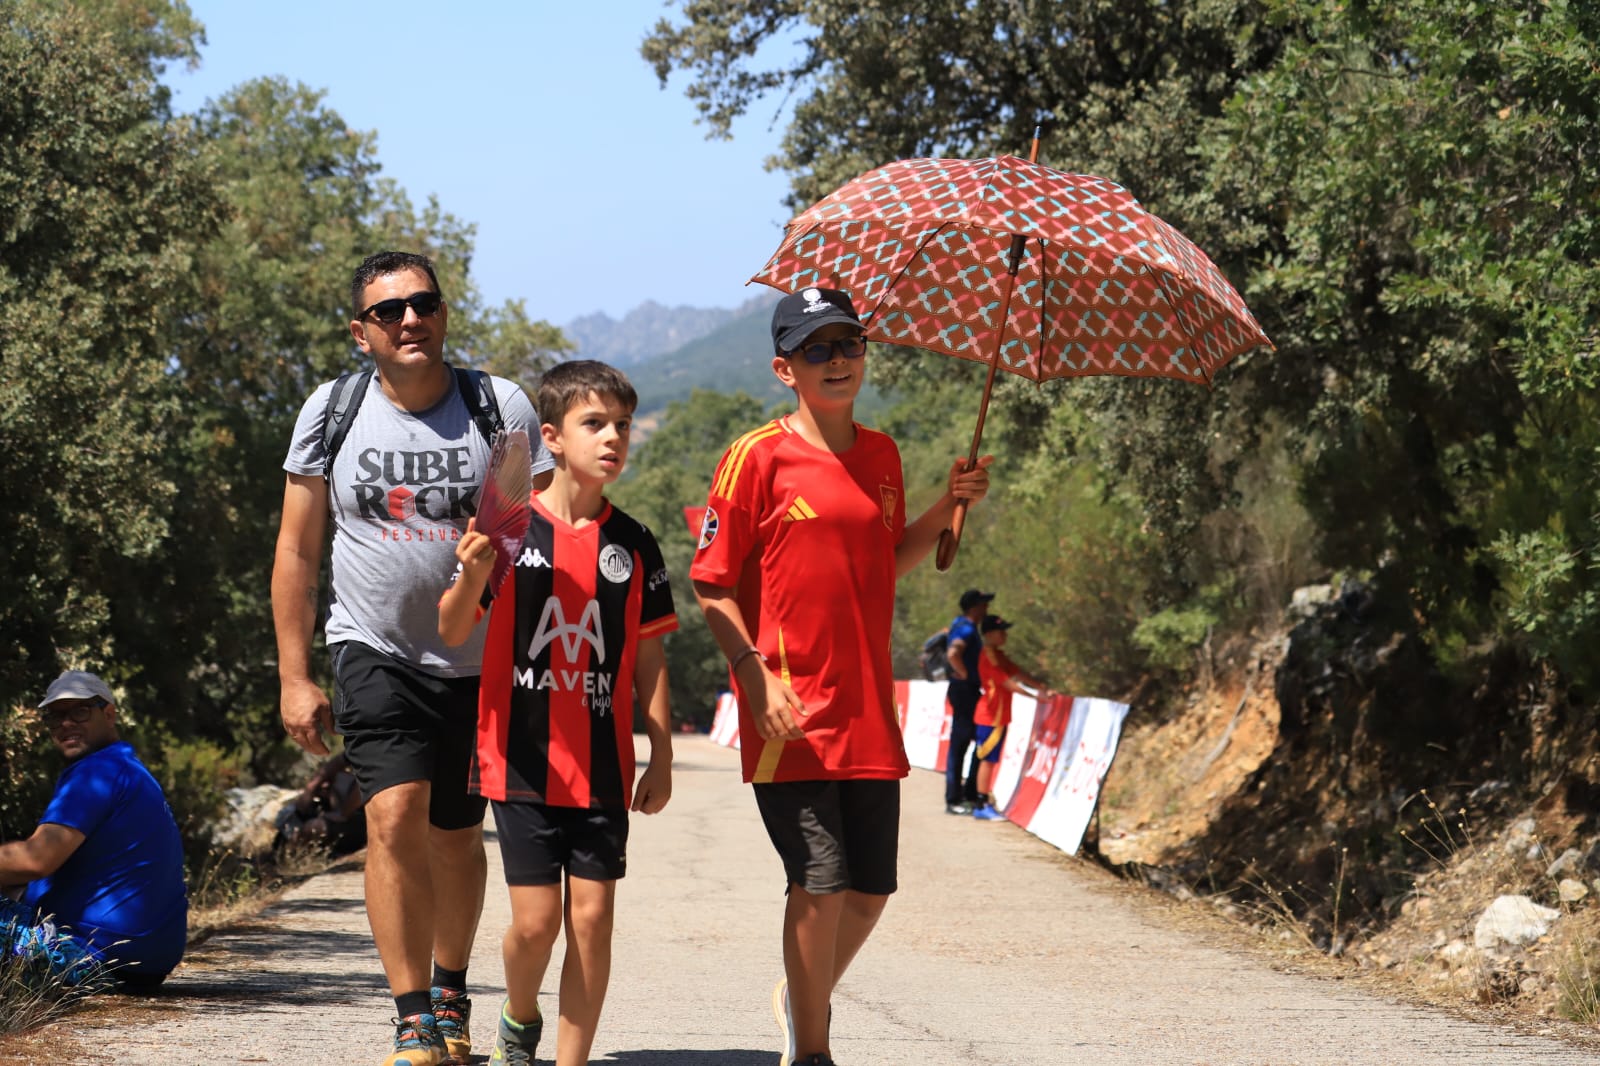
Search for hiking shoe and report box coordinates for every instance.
[430,986,472,1063]
[490,1000,542,1066]
[945,802,973,815]
[384,1013,447,1066]
[972,803,1005,821]
[774,977,797,1066]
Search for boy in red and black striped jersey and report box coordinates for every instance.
[440,360,675,1066]
[690,288,993,1066]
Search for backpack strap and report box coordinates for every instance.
[452,366,504,443]
[321,369,373,479]
[322,366,503,480]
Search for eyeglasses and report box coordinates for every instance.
[786,335,868,364]
[41,699,107,729]
[358,291,442,324]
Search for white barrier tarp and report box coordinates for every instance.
[705,681,1127,858]
[1021,697,1128,855]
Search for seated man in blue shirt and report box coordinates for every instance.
[0,671,188,990]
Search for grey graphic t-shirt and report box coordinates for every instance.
[284,372,555,677]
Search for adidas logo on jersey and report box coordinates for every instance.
[518,547,551,569]
[782,496,819,522]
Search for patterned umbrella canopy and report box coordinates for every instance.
[751,154,1270,386]
[751,152,1271,568]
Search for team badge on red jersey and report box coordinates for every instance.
[697,506,720,549]
[880,485,899,530]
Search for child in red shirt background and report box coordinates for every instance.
[973,614,1054,821]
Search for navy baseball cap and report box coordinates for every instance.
[771,287,863,353]
[959,589,995,611]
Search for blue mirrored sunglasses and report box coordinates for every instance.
[786,335,868,364]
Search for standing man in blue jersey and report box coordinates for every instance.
[272,251,555,1066]
[943,589,993,814]
[0,670,187,989]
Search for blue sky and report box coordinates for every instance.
[163,3,798,326]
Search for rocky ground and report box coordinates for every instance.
[1093,580,1600,1032]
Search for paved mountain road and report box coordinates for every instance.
[28,736,1600,1065]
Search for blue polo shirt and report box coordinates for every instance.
[23,741,188,977]
[946,615,983,697]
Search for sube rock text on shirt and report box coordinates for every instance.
[348,445,481,526]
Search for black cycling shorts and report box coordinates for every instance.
[752,778,900,896]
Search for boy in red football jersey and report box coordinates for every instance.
[690,288,993,1066]
[972,614,1054,821]
[439,360,676,1066]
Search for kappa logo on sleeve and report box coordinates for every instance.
[697,506,720,550]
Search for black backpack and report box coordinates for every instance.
[919,625,952,682]
[321,365,504,478]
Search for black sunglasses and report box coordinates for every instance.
[42,698,108,729]
[786,335,868,365]
[359,291,442,324]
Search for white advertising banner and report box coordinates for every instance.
[988,695,1037,813]
[898,680,949,772]
[703,683,1127,860]
[1021,697,1129,855]
[708,691,741,749]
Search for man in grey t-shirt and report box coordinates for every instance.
[271,251,554,1066]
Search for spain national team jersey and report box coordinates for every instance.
[473,496,677,808]
[689,416,909,783]
[977,649,1020,729]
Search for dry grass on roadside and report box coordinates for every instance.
[0,956,104,1038]
[187,839,352,942]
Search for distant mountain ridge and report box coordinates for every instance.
[623,292,883,420]
[564,291,780,367]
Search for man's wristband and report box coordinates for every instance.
[730,645,766,671]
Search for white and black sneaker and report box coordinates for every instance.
[773,977,797,1066]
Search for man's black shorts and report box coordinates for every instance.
[490,801,629,885]
[331,641,487,831]
[752,779,899,895]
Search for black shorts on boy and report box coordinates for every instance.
[490,802,630,885]
[753,779,900,895]
[331,640,487,831]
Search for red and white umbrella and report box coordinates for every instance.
[752,146,1271,567]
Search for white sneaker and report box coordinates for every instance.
[773,977,796,1066]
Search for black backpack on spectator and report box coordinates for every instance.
[919,625,952,682]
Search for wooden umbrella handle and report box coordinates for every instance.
[935,501,969,571]
[934,233,1029,574]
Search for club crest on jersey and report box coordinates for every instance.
[598,544,633,583]
[527,597,605,664]
[880,485,899,530]
[697,506,719,550]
